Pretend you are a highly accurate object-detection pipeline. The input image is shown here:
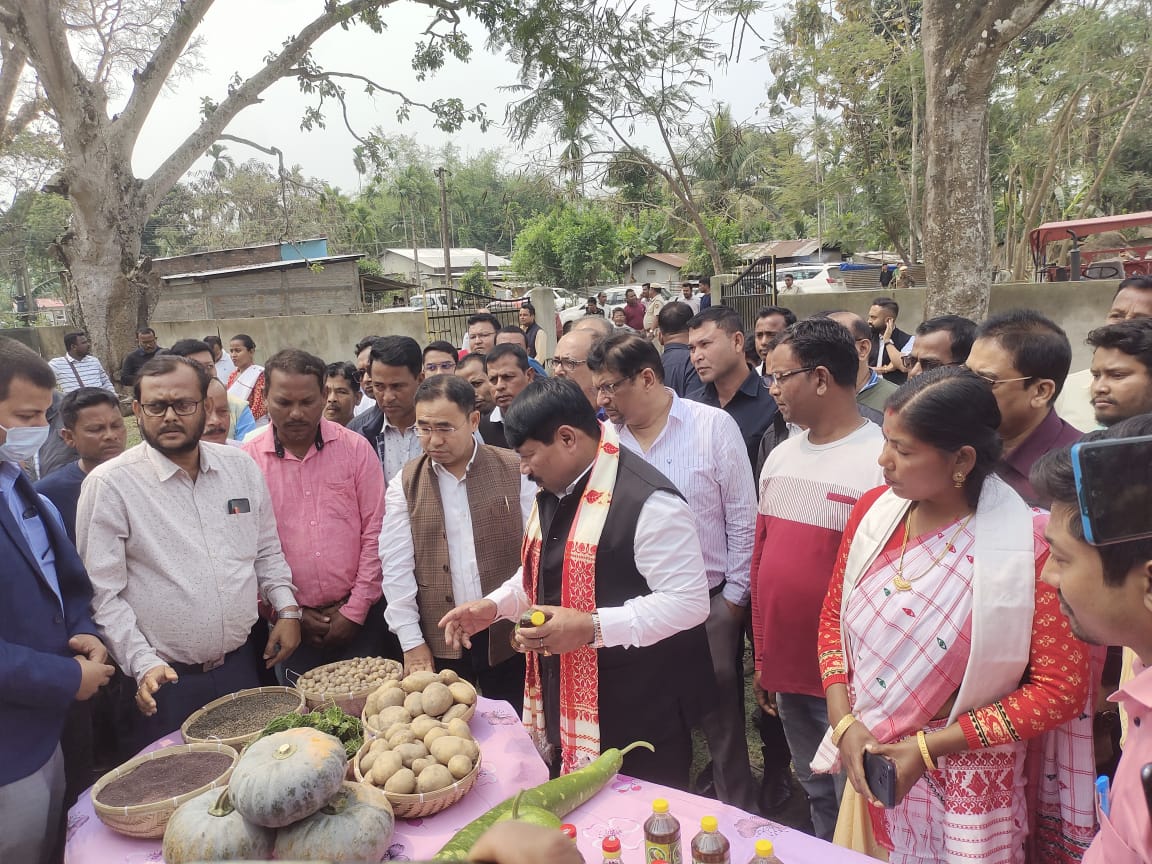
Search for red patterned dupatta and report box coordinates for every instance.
[520,422,621,773]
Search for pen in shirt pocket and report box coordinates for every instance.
[1096,775,1111,819]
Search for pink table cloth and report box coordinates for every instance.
[66,697,873,863]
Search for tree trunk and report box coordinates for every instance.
[921,0,1056,318]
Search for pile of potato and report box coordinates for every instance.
[359,669,479,796]
[297,657,402,695]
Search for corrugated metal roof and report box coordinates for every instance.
[734,239,823,260]
[635,252,688,268]
[162,254,362,281]
[383,248,512,269]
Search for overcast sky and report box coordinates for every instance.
[128,0,789,194]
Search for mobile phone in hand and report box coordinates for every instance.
[1072,436,1152,545]
[864,750,898,809]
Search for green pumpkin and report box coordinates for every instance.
[229,728,348,828]
[162,787,274,864]
[273,781,396,862]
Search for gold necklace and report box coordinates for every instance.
[892,508,975,592]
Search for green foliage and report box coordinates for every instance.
[260,705,363,760]
[460,261,493,294]
[684,216,740,277]
[512,204,619,291]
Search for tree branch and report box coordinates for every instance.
[139,0,394,212]
[113,0,214,147]
[0,38,27,133]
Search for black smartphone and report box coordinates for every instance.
[863,750,897,809]
[1071,437,1152,545]
[1141,762,1152,824]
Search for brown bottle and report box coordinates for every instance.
[690,816,730,864]
[643,798,682,864]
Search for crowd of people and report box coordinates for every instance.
[3,275,1152,864]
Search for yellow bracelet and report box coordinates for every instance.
[831,713,857,746]
[916,730,937,770]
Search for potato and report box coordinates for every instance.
[369,738,390,754]
[401,671,439,693]
[370,750,403,786]
[424,726,449,747]
[387,727,416,747]
[403,691,424,717]
[384,722,408,740]
[384,767,417,794]
[442,703,471,722]
[376,686,407,709]
[429,735,467,764]
[359,749,379,774]
[410,757,433,776]
[420,682,453,717]
[447,680,477,706]
[438,668,460,684]
[394,741,429,768]
[446,718,472,740]
[417,763,455,793]
[410,715,442,740]
[446,754,474,780]
[460,738,480,762]
[377,706,412,730]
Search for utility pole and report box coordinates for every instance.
[435,167,452,290]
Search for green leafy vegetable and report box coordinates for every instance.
[258,705,363,759]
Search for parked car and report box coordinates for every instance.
[374,292,450,313]
[776,264,845,294]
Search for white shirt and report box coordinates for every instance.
[379,444,538,651]
[78,442,297,682]
[486,481,711,650]
[353,392,374,417]
[214,352,237,382]
[49,354,115,394]
[616,391,755,606]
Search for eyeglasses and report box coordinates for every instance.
[414,423,461,439]
[764,367,815,387]
[905,357,960,372]
[595,374,637,396]
[468,330,496,340]
[424,361,457,373]
[970,372,1033,388]
[139,399,202,417]
[549,356,588,371]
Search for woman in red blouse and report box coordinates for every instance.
[815,367,1095,863]
[226,333,267,425]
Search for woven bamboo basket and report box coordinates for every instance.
[91,742,239,839]
[352,740,481,818]
[180,686,305,748]
[293,657,403,716]
[360,700,476,737]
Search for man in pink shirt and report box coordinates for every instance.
[243,349,399,677]
[1032,414,1152,863]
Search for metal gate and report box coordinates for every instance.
[422,287,522,347]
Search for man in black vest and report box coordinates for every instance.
[439,378,714,787]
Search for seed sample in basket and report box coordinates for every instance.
[97,752,235,807]
[185,692,303,740]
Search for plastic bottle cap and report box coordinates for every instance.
[560,823,577,839]
[529,610,546,626]
[755,839,774,856]
[700,816,718,833]
[603,835,622,853]
[651,798,669,814]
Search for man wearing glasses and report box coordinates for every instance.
[905,315,976,379]
[465,313,501,357]
[422,341,460,376]
[78,355,301,751]
[965,309,1082,507]
[379,375,535,710]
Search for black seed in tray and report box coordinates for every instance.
[185,692,302,739]
[97,751,234,807]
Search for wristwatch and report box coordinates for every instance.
[588,612,605,650]
[277,607,303,621]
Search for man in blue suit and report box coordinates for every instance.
[0,337,114,864]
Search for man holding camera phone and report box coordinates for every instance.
[1032,418,1152,862]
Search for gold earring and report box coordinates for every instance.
[953,472,965,488]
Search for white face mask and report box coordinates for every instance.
[0,423,50,463]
